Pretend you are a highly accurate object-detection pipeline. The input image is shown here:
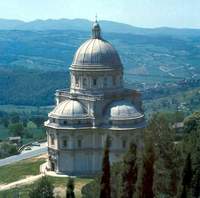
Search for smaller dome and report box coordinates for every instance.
[50,100,87,118]
[108,100,143,120]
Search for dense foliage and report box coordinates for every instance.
[0,68,68,106]
[82,112,200,198]
[121,143,137,198]
[0,142,18,159]
[29,176,54,198]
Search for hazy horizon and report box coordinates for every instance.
[1,17,200,30]
[0,0,200,29]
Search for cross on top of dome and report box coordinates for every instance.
[92,15,101,39]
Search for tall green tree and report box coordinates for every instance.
[192,144,200,198]
[140,129,155,198]
[150,114,181,198]
[29,176,54,198]
[100,136,111,198]
[180,153,192,198]
[120,142,137,198]
[66,177,75,198]
[192,171,200,198]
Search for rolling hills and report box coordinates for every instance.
[0,18,200,106]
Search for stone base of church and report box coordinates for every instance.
[46,128,144,176]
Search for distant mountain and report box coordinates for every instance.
[0,29,200,81]
[0,19,25,30]
[1,18,200,37]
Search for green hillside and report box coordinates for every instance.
[0,29,200,80]
[0,68,68,105]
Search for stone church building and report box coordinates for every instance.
[44,20,145,175]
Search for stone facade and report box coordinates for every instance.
[45,20,145,175]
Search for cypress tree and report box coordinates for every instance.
[140,130,155,198]
[149,114,181,197]
[121,142,137,198]
[66,177,75,198]
[100,136,111,198]
[193,170,200,198]
[180,153,192,198]
[180,186,187,198]
[192,145,200,198]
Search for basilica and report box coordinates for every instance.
[44,20,145,175]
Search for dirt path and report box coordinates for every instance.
[0,174,43,191]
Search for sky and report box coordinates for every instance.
[0,0,200,28]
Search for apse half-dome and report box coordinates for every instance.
[107,100,144,120]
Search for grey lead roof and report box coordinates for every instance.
[71,21,122,68]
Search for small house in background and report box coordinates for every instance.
[8,136,22,145]
[172,122,184,138]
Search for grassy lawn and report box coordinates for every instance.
[0,177,93,198]
[0,157,46,184]
[0,156,93,197]
[0,184,33,198]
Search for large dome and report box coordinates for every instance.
[49,100,87,118]
[72,39,122,67]
[71,21,122,69]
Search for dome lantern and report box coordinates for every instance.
[92,20,101,39]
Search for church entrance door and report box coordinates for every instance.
[51,162,55,171]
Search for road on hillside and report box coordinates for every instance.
[0,143,48,167]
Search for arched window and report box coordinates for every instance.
[63,120,67,125]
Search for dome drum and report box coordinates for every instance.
[47,117,92,128]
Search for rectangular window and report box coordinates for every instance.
[113,76,116,85]
[122,140,126,148]
[75,76,79,87]
[50,135,55,145]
